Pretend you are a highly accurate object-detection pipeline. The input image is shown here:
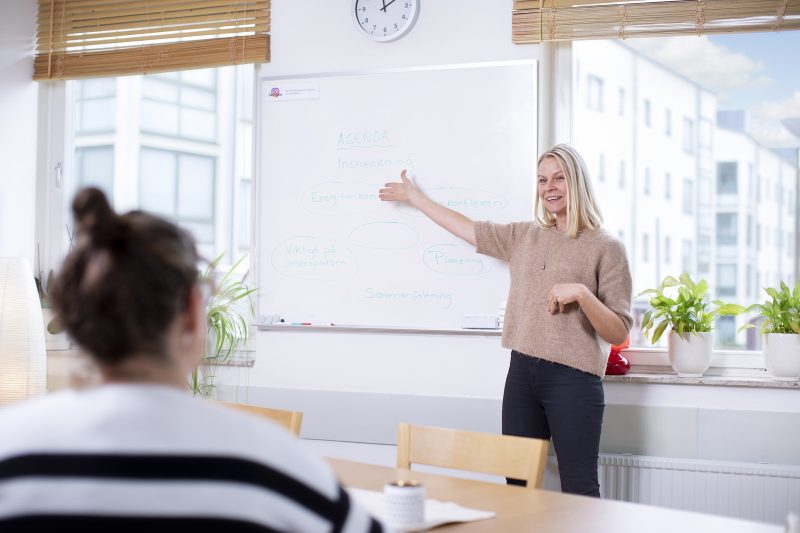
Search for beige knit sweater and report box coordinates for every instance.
[475,221,633,377]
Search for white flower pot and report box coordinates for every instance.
[763,333,800,381]
[668,331,712,377]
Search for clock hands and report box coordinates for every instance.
[380,0,397,12]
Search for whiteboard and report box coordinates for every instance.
[257,62,536,329]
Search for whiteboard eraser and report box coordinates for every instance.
[461,315,500,329]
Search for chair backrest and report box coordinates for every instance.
[216,401,303,436]
[396,423,549,490]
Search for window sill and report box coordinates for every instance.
[604,370,798,389]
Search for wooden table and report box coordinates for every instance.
[328,458,783,532]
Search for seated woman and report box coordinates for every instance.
[0,188,382,533]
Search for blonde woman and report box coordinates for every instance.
[379,144,632,496]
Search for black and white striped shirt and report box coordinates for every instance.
[0,384,383,533]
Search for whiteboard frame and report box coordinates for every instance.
[252,59,538,329]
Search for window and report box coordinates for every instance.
[716,213,737,245]
[598,153,606,181]
[664,172,671,199]
[697,236,710,274]
[756,223,762,251]
[682,239,693,274]
[75,146,114,196]
[683,117,695,153]
[587,75,604,111]
[717,162,738,194]
[665,109,672,136]
[569,34,800,352]
[717,316,737,346]
[717,264,737,297]
[66,65,255,263]
[75,79,116,134]
[746,264,753,298]
[682,178,693,214]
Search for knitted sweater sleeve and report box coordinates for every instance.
[596,237,634,334]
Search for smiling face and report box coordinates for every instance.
[537,156,569,222]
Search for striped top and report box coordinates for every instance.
[0,384,382,533]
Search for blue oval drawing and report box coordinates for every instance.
[301,181,380,216]
[272,236,357,281]
[423,244,493,275]
[349,222,419,249]
[407,186,508,217]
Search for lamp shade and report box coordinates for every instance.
[0,258,47,407]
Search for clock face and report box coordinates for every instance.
[353,0,419,42]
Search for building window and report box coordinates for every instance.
[140,148,216,256]
[598,153,606,181]
[747,214,752,247]
[618,87,625,116]
[642,234,649,262]
[697,235,710,274]
[665,108,672,136]
[717,316,736,346]
[643,99,651,127]
[746,264,753,298]
[756,223,762,251]
[588,75,604,111]
[682,239,692,275]
[716,213,737,245]
[665,172,671,199]
[75,146,114,197]
[644,167,651,195]
[141,70,218,142]
[683,117,695,153]
[682,178,694,214]
[619,160,626,188]
[664,236,671,264]
[717,264,737,297]
[717,162,738,194]
[75,78,116,134]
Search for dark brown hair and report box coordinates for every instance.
[51,187,200,365]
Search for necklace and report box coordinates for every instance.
[540,227,567,271]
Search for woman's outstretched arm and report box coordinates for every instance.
[379,170,476,246]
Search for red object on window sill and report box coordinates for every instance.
[606,336,631,376]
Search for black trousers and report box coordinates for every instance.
[502,350,604,497]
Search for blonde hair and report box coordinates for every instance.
[534,143,603,237]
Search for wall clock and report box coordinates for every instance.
[352,0,419,42]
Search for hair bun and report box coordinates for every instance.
[72,187,120,248]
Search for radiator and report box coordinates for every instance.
[598,454,800,524]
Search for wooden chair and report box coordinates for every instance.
[216,401,303,436]
[396,423,549,490]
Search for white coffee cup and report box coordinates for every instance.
[384,480,425,529]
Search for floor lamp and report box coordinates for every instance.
[0,258,47,407]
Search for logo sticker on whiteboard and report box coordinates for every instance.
[263,81,319,102]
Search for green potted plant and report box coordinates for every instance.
[638,273,744,377]
[189,253,256,397]
[740,281,800,381]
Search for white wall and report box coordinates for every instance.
[0,0,37,265]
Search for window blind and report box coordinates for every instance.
[512,0,799,44]
[35,0,270,80]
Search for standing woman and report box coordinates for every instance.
[379,144,632,496]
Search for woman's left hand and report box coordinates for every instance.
[547,283,588,314]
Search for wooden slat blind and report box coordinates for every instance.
[513,0,800,44]
[35,0,270,80]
